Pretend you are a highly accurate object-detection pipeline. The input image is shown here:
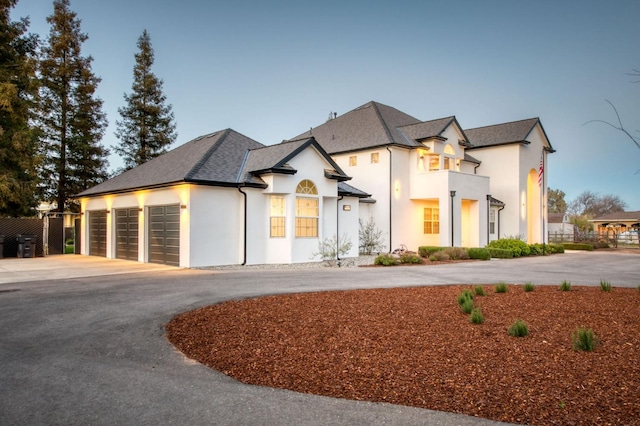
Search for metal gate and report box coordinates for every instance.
[88,210,107,257]
[115,208,139,261]
[148,205,180,266]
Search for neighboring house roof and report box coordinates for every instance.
[465,118,555,152]
[77,130,363,198]
[548,213,568,224]
[590,211,640,224]
[289,101,422,154]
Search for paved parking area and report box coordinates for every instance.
[0,251,638,425]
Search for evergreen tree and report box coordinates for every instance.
[115,29,176,170]
[39,0,108,212]
[0,0,41,217]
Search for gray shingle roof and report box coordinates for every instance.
[77,129,266,197]
[398,117,456,142]
[465,118,546,149]
[337,181,371,198]
[590,211,640,222]
[289,101,422,154]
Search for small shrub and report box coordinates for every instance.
[559,280,571,291]
[591,241,610,249]
[495,282,508,293]
[572,327,599,351]
[430,251,450,262]
[487,238,530,257]
[488,248,514,259]
[399,253,424,264]
[548,244,565,254]
[474,285,486,296]
[599,279,612,292]
[508,319,529,337]
[374,254,398,266]
[444,247,469,260]
[470,308,484,324]
[459,297,474,314]
[359,218,385,255]
[528,244,544,256]
[418,246,447,257]
[523,282,535,292]
[467,247,491,260]
[457,290,474,306]
[561,243,594,251]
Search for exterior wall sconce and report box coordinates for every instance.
[180,204,187,209]
[105,210,110,214]
[450,190,456,198]
[342,205,351,211]
[138,207,143,212]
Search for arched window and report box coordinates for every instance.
[296,179,318,195]
[295,180,318,237]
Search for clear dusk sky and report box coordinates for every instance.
[12,0,640,210]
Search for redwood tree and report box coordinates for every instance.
[39,0,108,212]
[0,0,41,217]
[115,29,176,170]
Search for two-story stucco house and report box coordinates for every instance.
[76,101,554,267]
[290,101,554,252]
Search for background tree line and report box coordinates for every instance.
[0,0,175,217]
[547,188,627,233]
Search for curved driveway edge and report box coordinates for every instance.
[0,251,637,425]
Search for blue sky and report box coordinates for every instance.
[12,0,640,210]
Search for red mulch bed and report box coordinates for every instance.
[166,284,640,425]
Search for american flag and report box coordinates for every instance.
[538,152,544,187]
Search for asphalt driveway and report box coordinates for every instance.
[0,251,638,425]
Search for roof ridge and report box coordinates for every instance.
[371,102,396,144]
[185,129,230,180]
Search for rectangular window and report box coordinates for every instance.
[270,195,285,237]
[489,209,496,235]
[371,152,379,163]
[295,197,318,237]
[423,207,440,234]
[444,157,453,170]
[428,154,440,171]
[349,155,357,166]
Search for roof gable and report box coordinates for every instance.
[240,137,350,182]
[288,101,421,154]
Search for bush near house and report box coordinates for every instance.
[487,248,514,258]
[486,238,530,257]
[561,243,594,251]
[467,248,491,260]
[418,246,449,257]
[374,254,399,266]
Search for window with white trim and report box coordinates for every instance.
[489,209,496,235]
[349,155,357,166]
[371,152,379,163]
[295,180,318,237]
[270,195,285,237]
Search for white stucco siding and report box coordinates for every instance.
[338,197,360,258]
[188,185,245,267]
[334,147,394,251]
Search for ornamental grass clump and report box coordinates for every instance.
[599,279,612,292]
[508,319,529,337]
[470,308,484,324]
[559,280,571,291]
[572,327,599,351]
[457,290,474,314]
[374,254,398,266]
[523,282,535,292]
[495,282,508,293]
[474,285,486,296]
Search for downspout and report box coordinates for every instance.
[238,186,247,265]
[386,146,393,253]
[337,195,343,266]
[450,190,456,247]
[497,204,505,240]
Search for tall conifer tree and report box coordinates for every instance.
[0,0,41,217]
[39,0,108,212]
[115,30,176,170]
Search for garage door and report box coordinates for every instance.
[115,208,139,261]
[148,205,180,266]
[88,210,107,257]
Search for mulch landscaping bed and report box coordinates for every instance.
[166,284,640,425]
